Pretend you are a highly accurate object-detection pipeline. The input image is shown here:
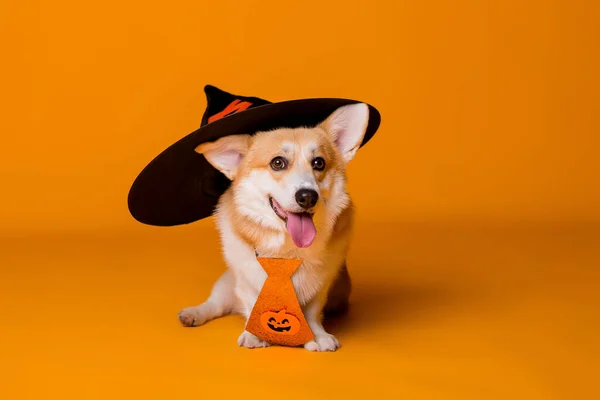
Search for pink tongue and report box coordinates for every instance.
[286,212,316,248]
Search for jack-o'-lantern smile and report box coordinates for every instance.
[267,318,292,332]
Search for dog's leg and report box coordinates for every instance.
[178,270,235,327]
[237,330,271,349]
[323,262,351,316]
[303,291,340,352]
[235,282,271,349]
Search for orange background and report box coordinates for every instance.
[1,0,599,399]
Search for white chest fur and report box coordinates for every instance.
[216,211,342,307]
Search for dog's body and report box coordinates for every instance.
[178,103,369,351]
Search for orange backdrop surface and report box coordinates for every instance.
[1,1,599,399]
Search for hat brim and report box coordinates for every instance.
[128,98,381,227]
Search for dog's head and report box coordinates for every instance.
[195,103,369,248]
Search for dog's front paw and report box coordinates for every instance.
[237,331,271,349]
[178,306,210,327]
[304,334,340,352]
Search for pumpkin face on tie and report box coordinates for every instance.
[260,310,301,335]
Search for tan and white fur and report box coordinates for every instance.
[178,103,369,352]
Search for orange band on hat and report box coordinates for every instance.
[207,99,252,123]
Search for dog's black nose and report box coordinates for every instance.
[295,189,319,209]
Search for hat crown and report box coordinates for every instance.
[200,85,271,127]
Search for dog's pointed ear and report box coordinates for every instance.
[195,134,250,180]
[320,103,369,163]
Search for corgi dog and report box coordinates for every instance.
[178,103,369,352]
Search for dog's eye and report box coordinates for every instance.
[312,157,325,171]
[270,156,287,171]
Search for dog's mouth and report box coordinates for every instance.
[269,196,316,248]
[269,196,288,222]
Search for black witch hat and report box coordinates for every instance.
[127,85,381,227]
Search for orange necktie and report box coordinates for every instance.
[246,257,315,346]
